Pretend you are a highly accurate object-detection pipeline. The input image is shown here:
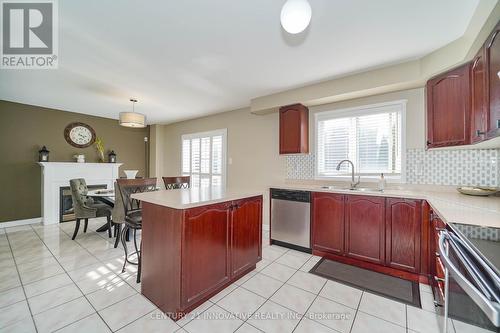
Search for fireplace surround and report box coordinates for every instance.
[38,162,122,225]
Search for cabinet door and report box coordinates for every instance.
[345,196,385,264]
[426,64,471,148]
[471,48,488,143]
[231,196,262,277]
[312,192,345,255]
[486,24,500,135]
[279,104,309,154]
[182,203,231,307]
[385,198,422,273]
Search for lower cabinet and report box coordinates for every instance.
[345,195,386,264]
[182,202,231,307]
[311,193,424,277]
[231,197,262,276]
[141,196,263,320]
[385,198,422,273]
[311,192,345,255]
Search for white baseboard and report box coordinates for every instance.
[1,217,42,229]
[263,224,270,232]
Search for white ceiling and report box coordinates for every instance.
[0,0,480,124]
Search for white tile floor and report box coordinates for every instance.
[0,218,490,333]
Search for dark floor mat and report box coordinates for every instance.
[310,258,421,308]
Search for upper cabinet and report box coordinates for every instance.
[471,48,488,143]
[426,22,500,148]
[486,23,500,138]
[279,103,309,154]
[426,63,471,148]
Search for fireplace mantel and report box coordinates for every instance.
[38,162,122,225]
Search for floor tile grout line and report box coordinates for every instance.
[5,228,38,333]
[29,223,119,333]
[347,290,365,333]
[291,276,341,333]
[244,254,318,332]
[54,221,166,332]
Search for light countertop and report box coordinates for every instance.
[271,183,500,228]
[132,187,263,210]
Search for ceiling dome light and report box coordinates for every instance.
[119,98,146,128]
[280,0,312,34]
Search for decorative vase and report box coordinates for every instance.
[124,170,138,179]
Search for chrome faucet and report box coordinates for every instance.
[336,160,360,189]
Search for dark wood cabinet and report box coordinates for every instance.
[345,195,385,265]
[429,214,446,306]
[230,197,262,276]
[141,196,262,320]
[311,192,428,281]
[471,48,489,143]
[486,23,500,137]
[279,103,309,154]
[182,203,231,307]
[426,63,471,148]
[385,198,422,273]
[311,192,345,255]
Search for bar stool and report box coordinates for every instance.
[116,178,157,283]
[162,176,190,189]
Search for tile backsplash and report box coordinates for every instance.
[286,148,499,187]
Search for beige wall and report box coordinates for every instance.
[308,88,425,150]
[158,108,285,226]
[0,100,149,223]
[157,88,426,226]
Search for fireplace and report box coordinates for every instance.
[59,184,108,223]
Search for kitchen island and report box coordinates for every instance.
[132,187,263,320]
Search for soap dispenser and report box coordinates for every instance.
[378,173,386,192]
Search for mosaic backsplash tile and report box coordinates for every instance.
[286,148,499,187]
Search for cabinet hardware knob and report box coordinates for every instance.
[435,252,440,257]
[426,140,431,146]
[433,300,443,307]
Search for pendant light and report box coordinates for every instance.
[280,0,312,34]
[119,98,146,128]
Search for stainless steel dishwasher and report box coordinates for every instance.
[270,188,311,252]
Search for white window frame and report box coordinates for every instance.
[181,128,228,188]
[314,100,407,183]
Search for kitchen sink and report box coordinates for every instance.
[319,186,381,192]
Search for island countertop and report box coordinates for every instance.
[131,186,263,209]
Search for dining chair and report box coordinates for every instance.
[111,181,126,248]
[116,178,157,283]
[69,178,112,240]
[162,176,190,189]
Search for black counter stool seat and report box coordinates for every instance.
[117,178,157,283]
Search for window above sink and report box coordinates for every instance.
[314,100,407,182]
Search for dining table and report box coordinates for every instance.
[87,189,115,232]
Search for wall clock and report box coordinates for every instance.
[64,122,96,148]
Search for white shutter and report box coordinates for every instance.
[316,102,403,178]
[181,129,227,188]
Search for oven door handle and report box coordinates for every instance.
[439,231,500,326]
[448,233,500,301]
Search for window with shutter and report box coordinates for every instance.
[315,101,406,180]
[181,129,227,188]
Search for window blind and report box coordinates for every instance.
[316,103,403,178]
[181,129,226,188]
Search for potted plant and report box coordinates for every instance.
[94,137,105,162]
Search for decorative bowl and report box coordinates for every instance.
[457,186,498,196]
